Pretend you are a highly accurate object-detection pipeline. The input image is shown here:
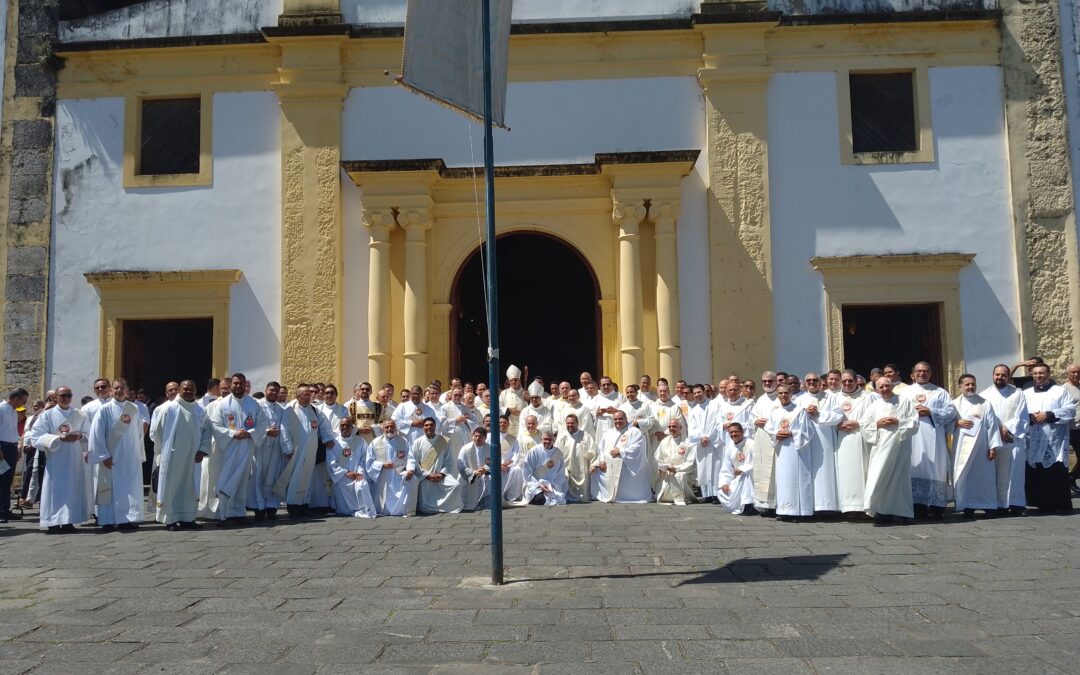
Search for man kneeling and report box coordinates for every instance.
[522,431,567,506]
[654,418,696,505]
[718,423,756,515]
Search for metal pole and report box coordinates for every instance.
[482,0,504,586]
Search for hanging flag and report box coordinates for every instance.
[397,0,514,128]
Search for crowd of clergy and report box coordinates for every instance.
[4,357,1078,532]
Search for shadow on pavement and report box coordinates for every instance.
[507,553,849,584]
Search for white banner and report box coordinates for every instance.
[399,0,513,128]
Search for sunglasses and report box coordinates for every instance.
[94,384,109,390]
[58,393,73,398]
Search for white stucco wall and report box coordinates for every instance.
[341,77,711,385]
[49,92,282,398]
[343,0,700,25]
[768,66,1020,381]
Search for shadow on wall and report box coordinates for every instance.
[230,275,280,380]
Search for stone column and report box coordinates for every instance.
[401,209,432,386]
[652,200,681,383]
[0,2,59,393]
[698,22,774,381]
[614,197,647,384]
[1000,0,1080,371]
[364,207,395,388]
[272,34,347,386]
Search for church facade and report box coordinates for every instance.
[1,0,1078,397]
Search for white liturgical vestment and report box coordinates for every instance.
[149,398,211,525]
[765,403,812,517]
[591,425,651,503]
[28,406,92,528]
[951,394,1003,511]
[981,384,1028,509]
[860,395,919,518]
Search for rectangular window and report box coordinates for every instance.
[138,97,201,176]
[849,72,917,154]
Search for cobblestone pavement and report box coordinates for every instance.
[0,501,1078,674]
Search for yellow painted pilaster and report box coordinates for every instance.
[652,199,681,383]
[401,207,433,387]
[364,207,395,388]
[431,303,453,385]
[698,23,774,382]
[272,35,347,387]
[613,195,647,384]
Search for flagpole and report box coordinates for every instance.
[482,0,505,586]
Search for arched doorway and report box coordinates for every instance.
[451,232,601,387]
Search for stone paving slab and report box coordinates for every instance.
[0,500,1079,673]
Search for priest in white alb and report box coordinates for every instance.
[327,416,377,518]
[951,374,1003,517]
[900,362,956,519]
[717,422,755,514]
[207,373,268,524]
[518,382,554,437]
[981,364,1029,515]
[833,370,874,515]
[860,377,919,525]
[273,384,333,518]
[765,385,813,521]
[557,412,596,502]
[440,387,476,458]
[392,386,441,447]
[493,414,525,503]
[149,380,212,530]
[248,381,285,521]
[793,373,843,515]
[499,365,527,431]
[458,426,493,511]
[591,410,652,503]
[654,417,697,505]
[27,385,91,533]
[686,385,723,503]
[620,385,659,477]
[367,419,419,516]
[87,379,145,530]
[416,416,463,514]
[521,430,568,506]
[1023,363,1076,514]
[750,373,782,514]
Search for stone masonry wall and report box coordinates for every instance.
[0,0,58,394]
[1001,0,1080,374]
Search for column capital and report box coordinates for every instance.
[650,200,681,234]
[362,207,396,235]
[400,208,434,239]
[612,198,647,229]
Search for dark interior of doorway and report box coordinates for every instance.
[122,318,213,405]
[452,233,600,388]
[841,303,944,386]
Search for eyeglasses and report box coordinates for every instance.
[58,393,73,399]
[94,384,109,390]
[805,378,820,383]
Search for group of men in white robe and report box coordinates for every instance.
[19,357,1076,532]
